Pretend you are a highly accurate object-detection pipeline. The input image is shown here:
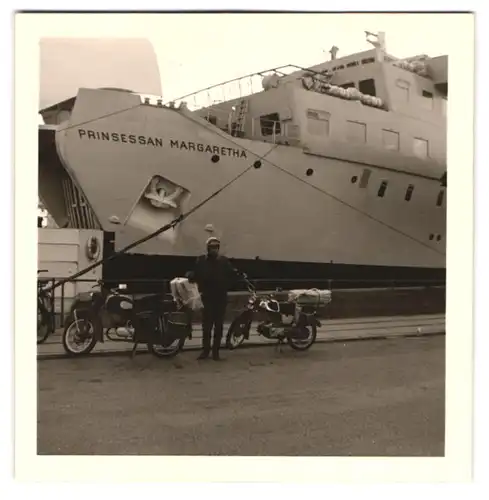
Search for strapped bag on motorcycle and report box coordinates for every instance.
[166,277,203,341]
[288,289,332,308]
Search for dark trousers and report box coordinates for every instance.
[201,298,227,355]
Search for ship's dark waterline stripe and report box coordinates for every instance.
[102,236,445,293]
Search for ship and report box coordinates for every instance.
[38,32,447,291]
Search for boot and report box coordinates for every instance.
[212,345,224,361]
[197,349,210,360]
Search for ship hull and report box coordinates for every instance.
[39,88,446,290]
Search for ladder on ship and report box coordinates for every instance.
[231,99,248,137]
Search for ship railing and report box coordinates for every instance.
[169,64,312,112]
[37,276,445,330]
[137,64,331,112]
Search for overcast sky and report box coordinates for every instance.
[38,12,456,113]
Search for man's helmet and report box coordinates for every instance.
[206,237,221,247]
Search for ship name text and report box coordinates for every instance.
[169,140,247,158]
[77,129,247,158]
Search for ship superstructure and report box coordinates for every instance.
[38,32,447,288]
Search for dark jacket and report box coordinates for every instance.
[188,254,241,301]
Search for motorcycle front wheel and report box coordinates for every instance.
[287,324,317,351]
[62,318,98,356]
[225,314,251,350]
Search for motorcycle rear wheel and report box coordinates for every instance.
[287,324,317,351]
[62,318,98,356]
[147,338,186,358]
[146,315,187,358]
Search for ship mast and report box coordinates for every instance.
[365,30,386,62]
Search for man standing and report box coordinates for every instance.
[188,237,242,361]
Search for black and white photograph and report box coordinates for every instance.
[9,7,479,487]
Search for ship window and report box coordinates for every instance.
[377,181,388,198]
[260,113,281,136]
[359,78,376,97]
[441,97,447,117]
[208,115,217,125]
[359,168,371,188]
[347,121,367,144]
[339,82,356,89]
[436,190,445,207]
[361,57,375,64]
[413,137,429,158]
[396,79,410,102]
[306,109,330,136]
[405,184,415,201]
[346,61,359,68]
[422,90,434,110]
[382,129,400,150]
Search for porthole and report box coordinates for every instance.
[429,234,434,240]
[405,184,414,202]
[436,190,445,207]
[211,155,220,163]
[306,168,314,176]
[436,235,442,241]
[351,176,358,184]
[377,181,388,198]
[253,160,262,169]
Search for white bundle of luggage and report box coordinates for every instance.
[288,288,332,308]
[170,277,204,311]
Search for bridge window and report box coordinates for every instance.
[382,129,400,151]
[347,121,367,144]
[306,109,330,136]
[413,137,429,158]
[361,57,375,65]
[422,90,434,110]
[346,61,359,68]
[260,113,281,136]
[359,78,376,97]
[441,97,447,117]
[436,190,445,207]
[359,168,371,188]
[405,184,415,201]
[377,181,388,198]
[339,82,355,89]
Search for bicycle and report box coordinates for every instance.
[37,270,54,344]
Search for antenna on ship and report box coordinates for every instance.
[329,45,339,61]
[365,30,386,62]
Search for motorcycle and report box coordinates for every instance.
[62,280,191,358]
[37,269,54,344]
[225,281,330,351]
